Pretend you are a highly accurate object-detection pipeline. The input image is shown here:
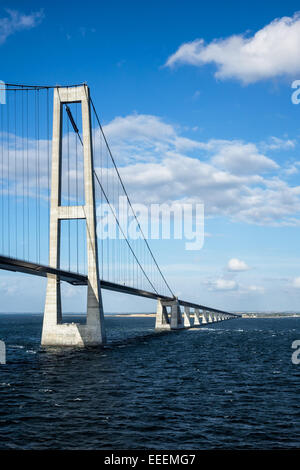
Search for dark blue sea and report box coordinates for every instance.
[0,315,299,450]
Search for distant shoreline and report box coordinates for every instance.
[241,315,300,319]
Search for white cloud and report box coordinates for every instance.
[262,136,296,151]
[246,285,265,294]
[101,113,300,226]
[204,276,266,295]
[0,9,44,44]
[227,258,250,272]
[1,111,300,227]
[211,140,278,175]
[284,165,299,176]
[165,12,300,84]
[207,279,238,291]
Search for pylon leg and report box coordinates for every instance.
[42,85,105,347]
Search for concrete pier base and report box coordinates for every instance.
[207,311,214,323]
[194,308,201,326]
[201,310,208,324]
[183,306,191,327]
[170,300,184,329]
[41,322,104,347]
[155,299,171,330]
[0,340,5,364]
[155,299,184,330]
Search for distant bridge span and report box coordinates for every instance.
[0,255,239,317]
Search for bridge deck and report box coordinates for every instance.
[0,255,239,317]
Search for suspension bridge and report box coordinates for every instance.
[0,83,240,347]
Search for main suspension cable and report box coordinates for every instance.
[89,96,175,298]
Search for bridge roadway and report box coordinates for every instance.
[0,255,239,318]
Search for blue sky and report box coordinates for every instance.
[1,0,300,313]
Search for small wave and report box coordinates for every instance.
[8,345,24,349]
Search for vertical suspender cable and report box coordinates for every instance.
[37,89,40,263]
[14,90,17,257]
[67,91,71,272]
[100,120,103,279]
[106,132,109,281]
[21,86,25,260]
[75,88,78,273]
[1,99,3,254]
[7,89,10,256]
[35,89,38,262]
[47,88,50,265]
[26,89,29,260]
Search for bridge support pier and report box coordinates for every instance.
[183,307,191,327]
[170,300,184,329]
[0,340,5,364]
[207,311,214,323]
[155,299,184,330]
[41,85,106,347]
[194,308,201,326]
[201,310,208,324]
[155,299,171,330]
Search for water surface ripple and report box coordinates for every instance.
[0,315,299,449]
